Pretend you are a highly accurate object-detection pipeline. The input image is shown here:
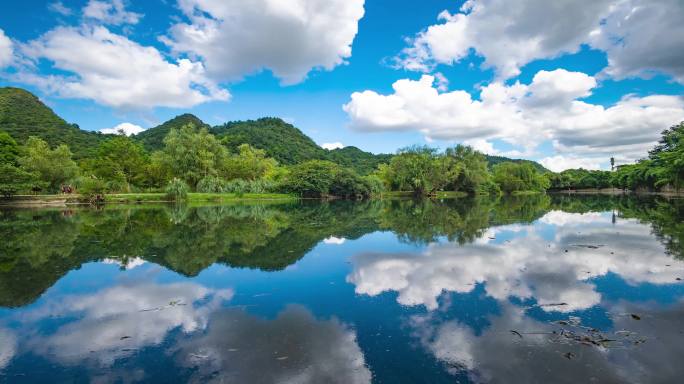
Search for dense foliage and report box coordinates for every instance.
[214,118,327,165]
[4,87,679,200]
[549,169,612,190]
[134,113,210,151]
[19,137,79,192]
[492,162,550,194]
[326,146,393,175]
[280,160,373,198]
[0,87,107,158]
[550,122,684,192]
[378,145,500,196]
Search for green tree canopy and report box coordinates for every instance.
[282,160,371,198]
[88,135,149,191]
[379,146,459,196]
[18,137,78,192]
[223,144,278,181]
[492,162,550,194]
[161,124,229,189]
[0,164,35,197]
[0,131,20,165]
[444,145,493,194]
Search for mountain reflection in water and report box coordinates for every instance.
[0,195,683,383]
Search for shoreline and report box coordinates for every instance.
[0,192,297,207]
[549,189,684,197]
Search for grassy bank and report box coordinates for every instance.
[378,191,469,198]
[1,192,296,206]
[510,190,545,196]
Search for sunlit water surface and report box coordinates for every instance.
[1,195,684,383]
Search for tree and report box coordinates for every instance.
[222,144,278,181]
[0,164,35,197]
[444,145,491,194]
[492,162,549,194]
[379,146,458,196]
[144,151,172,189]
[18,137,78,192]
[282,160,371,198]
[651,122,684,190]
[161,124,229,189]
[90,135,149,191]
[0,131,20,165]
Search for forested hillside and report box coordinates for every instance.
[0,87,560,197]
[485,154,549,173]
[0,87,108,158]
[212,118,327,165]
[135,113,210,151]
[327,146,393,175]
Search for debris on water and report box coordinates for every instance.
[190,353,209,359]
[510,330,523,338]
[547,317,646,350]
[539,302,568,308]
[564,249,568,252]
[563,352,576,360]
[630,314,641,320]
[677,277,682,281]
[571,244,604,249]
[120,336,131,340]
[488,237,496,240]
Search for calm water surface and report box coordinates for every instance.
[1,195,684,383]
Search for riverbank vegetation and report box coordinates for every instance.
[1,87,682,201]
[0,122,549,201]
[549,122,684,193]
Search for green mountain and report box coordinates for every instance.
[135,113,210,151]
[485,154,550,173]
[326,146,393,175]
[212,117,327,165]
[0,87,107,158]
[0,87,549,174]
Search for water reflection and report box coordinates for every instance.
[349,211,684,311]
[1,195,684,382]
[173,305,371,384]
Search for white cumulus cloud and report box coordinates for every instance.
[164,0,365,85]
[99,122,145,136]
[539,155,603,172]
[83,0,141,25]
[0,29,12,68]
[397,0,684,83]
[19,26,229,109]
[321,142,345,150]
[343,69,684,163]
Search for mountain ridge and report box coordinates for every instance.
[0,87,549,173]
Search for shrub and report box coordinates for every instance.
[224,179,277,195]
[75,176,107,203]
[197,176,226,193]
[165,178,189,201]
[0,164,35,198]
[281,160,371,198]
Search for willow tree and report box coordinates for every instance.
[161,124,229,189]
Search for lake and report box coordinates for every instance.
[1,195,684,383]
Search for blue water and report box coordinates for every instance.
[0,195,683,383]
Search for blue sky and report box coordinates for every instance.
[0,0,682,171]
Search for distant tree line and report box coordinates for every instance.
[1,120,682,200]
[549,122,684,192]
